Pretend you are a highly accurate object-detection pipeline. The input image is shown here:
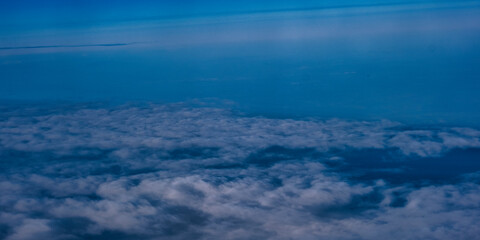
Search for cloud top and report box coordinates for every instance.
[1,103,480,239]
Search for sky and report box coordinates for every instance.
[1,0,480,125]
[1,1,480,240]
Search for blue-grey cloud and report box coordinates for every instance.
[1,102,480,239]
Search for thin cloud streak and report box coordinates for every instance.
[0,43,133,51]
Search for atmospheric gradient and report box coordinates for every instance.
[1,1,480,240]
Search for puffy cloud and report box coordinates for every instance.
[5,219,52,240]
[0,103,480,239]
[1,103,478,158]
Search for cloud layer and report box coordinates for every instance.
[1,103,480,239]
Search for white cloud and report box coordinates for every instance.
[0,103,480,239]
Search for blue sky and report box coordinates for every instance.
[1,1,480,239]
[2,0,480,125]
[1,0,478,32]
